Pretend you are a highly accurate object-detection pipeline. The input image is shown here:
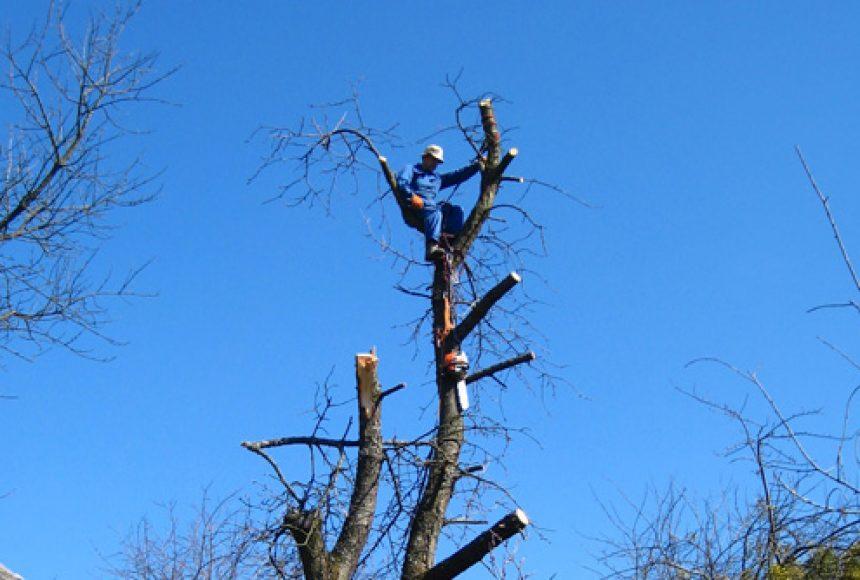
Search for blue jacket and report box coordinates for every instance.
[397,161,480,210]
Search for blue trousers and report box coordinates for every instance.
[415,202,464,243]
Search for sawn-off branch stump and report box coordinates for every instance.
[425,509,530,579]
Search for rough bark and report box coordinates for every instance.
[330,352,384,579]
[252,352,383,580]
[401,101,523,579]
[402,263,466,579]
[452,100,517,269]
[284,510,330,579]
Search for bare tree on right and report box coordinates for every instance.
[595,150,860,580]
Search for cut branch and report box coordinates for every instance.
[424,509,530,579]
[241,437,360,451]
[465,351,535,385]
[445,272,522,350]
[478,99,502,165]
[496,147,518,177]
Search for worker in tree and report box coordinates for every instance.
[397,145,482,261]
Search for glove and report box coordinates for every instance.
[410,194,424,209]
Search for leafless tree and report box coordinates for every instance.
[0,1,170,362]
[105,491,277,579]
[593,150,860,580]
[233,81,578,579]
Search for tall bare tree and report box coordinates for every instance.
[110,81,570,579]
[0,1,169,361]
[234,85,572,579]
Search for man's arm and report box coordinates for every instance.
[440,160,481,189]
[397,164,414,195]
[397,164,424,209]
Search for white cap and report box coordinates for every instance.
[423,144,444,163]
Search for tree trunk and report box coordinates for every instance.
[402,262,465,579]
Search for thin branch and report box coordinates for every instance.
[795,146,860,293]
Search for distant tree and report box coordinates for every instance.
[595,150,860,580]
[0,1,169,361]
[105,492,274,579]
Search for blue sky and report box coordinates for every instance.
[3,1,860,578]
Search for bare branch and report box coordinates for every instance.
[795,146,860,294]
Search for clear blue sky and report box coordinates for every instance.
[3,1,860,577]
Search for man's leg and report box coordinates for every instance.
[421,206,444,261]
[440,203,465,237]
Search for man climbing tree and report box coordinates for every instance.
[233,89,560,579]
[396,145,482,261]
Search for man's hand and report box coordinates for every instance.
[410,194,424,209]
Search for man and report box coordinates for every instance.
[397,144,482,261]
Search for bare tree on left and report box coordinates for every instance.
[0,1,170,361]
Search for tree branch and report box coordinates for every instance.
[465,351,535,385]
[424,509,530,579]
[796,146,860,293]
[452,99,513,268]
[445,272,521,351]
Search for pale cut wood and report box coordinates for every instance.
[356,350,378,419]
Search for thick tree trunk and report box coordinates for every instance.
[330,352,384,579]
[402,263,466,579]
[270,352,383,580]
[402,100,523,579]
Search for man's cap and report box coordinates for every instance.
[423,144,444,163]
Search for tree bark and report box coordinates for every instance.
[261,352,383,580]
[284,510,329,579]
[465,351,536,385]
[402,101,522,579]
[330,352,384,579]
[402,263,465,579]
[451,100,518,269]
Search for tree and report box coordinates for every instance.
[242,88,556,579]
[594,150,860,580]
[105,491,273,579]
[112,83,571,578]
[0,1,169,361]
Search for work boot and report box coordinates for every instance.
[425,241,444,262]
